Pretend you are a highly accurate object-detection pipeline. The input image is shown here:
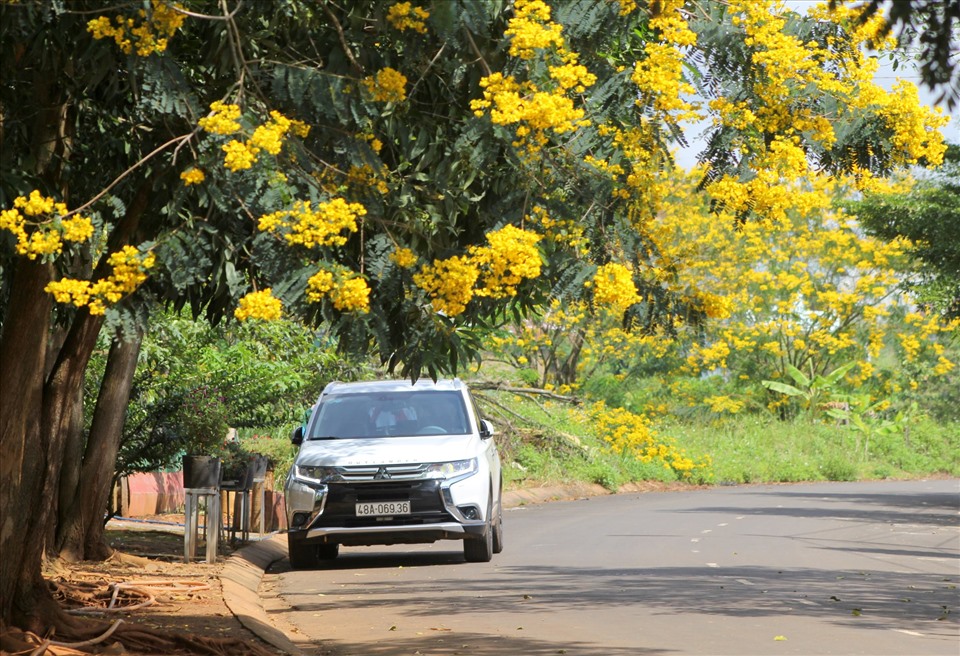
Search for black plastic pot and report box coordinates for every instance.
[182,455,222,489]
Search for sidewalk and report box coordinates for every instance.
[220,483,613,654]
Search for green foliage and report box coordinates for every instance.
[113,311,367,476]
[761,361,857,420]
[237,428,300,487]
[852,153,960,319]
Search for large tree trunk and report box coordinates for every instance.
[0,175,150,628]
[56,326,144,562]
[0,258,55,629]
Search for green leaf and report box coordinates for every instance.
[762,380,803,397]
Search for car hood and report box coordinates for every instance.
[295,434,482,467]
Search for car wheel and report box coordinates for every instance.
[287,534,320,569]
[463,526,493,562]
[317,543,339,560]
[464,498,494,562]
[492,494,504,554]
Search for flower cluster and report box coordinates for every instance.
[390,247,418,268]
[221,140,259,172]
[179,168,205,186]
[589,263,640,315]
[631,0,699,121]
[331,277,371,313]
[234,289,283,321]
[258,198,365,249]
[198,101,242,135]
[470,0,595,156]
[704,395,745,415]
[469,225,543,299]
[413,255,480,317]
[386,2,429,33]
[1,191,94,260]
[362,67,408,103]
[588,402,710,479]
[45,246,156,315]
[504,0,565,59]
[411,225,543,315]
[87,2,185,56]
[250,111,311,155]
[199,103,310,172]
[306,269,371,313]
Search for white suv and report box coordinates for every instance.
[284,378,503,568]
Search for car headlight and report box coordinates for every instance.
[294,464,340,484]
[425,458,477,480]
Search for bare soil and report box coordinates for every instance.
[18,516,285,655]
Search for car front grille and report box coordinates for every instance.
[335,463,430,482]
[309,480,455,528]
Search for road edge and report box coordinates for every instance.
[221,483,618,654]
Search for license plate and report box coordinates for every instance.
[356,501,411,517]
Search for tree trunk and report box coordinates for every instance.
[53,382,85,555]
[56,326,144,562]
[0,258,55,629]
[557,328,585,386]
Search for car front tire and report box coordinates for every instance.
[288,533,320,569]
[317,543,339,560]
[464,497,495,562]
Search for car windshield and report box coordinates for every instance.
[307,390,471,439]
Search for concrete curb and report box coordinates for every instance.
[220,484,613,654]
[221,535,307,655]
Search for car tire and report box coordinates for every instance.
[317,543,339,560]
[464,497,494,562]
[288,534,320,569]
[492,493,504,555]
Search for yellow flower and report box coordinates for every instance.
[258,198,365,248]
[331,276,371,313]
[362,68,408,103]
[222,140,259,171]
[180,168,205,186]
[387,2,429,33]
[590,263,640,315]
[505,0,565,59]
[470,225,542,298]
[306,270,335,303]
[44,245,155,314]
[198,101,242,135]
[390,247,418,268]
[87,2,185,56]
[413,256,479,316]
[60,216,95,243]
[235,288,282,321]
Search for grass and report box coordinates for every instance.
[478,389,960,489]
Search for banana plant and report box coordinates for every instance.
[761,361,858,420]
[825,394,909,459]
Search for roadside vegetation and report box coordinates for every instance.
[119,302,957,497]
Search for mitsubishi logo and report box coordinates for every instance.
[375,466,391,480]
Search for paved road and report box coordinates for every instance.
[273,479,959,655]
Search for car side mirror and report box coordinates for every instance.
[479,419,495,439]
[291,425,304,446]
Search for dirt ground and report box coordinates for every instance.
[28,516,285,655]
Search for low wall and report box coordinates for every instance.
[119,471,287,531]
[122,471,185,516]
